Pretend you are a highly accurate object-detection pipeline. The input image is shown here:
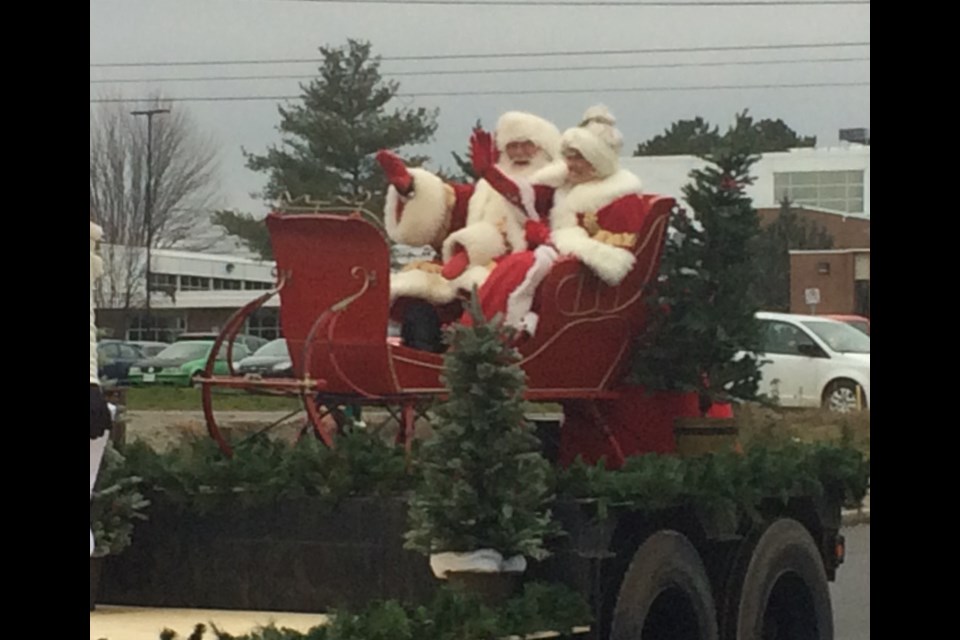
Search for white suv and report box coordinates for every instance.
[754,312,870,412]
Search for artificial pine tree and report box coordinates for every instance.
[632,149,765,413]
[405,295,557,565]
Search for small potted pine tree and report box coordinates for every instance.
[405,296,558,604]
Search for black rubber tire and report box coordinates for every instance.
[720,518,833,640]
[611,530,719,640]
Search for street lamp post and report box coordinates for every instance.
[131,108,170,340]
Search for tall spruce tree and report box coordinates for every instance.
[632,149,765,411]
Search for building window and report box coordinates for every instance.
[245,308,280,340]
[180,276,210,291]
[817,262,831,275]
[213,278,243,290]
[127,314,185,343]
[244,280,272,290]
[148,273,178,291]
[773,170,864,214]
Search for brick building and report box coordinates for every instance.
[756,207,870,318]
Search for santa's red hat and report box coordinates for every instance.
[494,111,562,161]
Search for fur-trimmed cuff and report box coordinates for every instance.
[442,220,507,265]
[390,269,458,305]
[451,264,493,295]
[384,168,453,248]
[552,227,636,286]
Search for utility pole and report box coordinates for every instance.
[131,108,170,339]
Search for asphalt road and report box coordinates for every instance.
[832,524,870,640]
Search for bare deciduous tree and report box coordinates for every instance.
[90,94,221,331]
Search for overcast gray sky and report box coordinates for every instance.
[89,0,870,219]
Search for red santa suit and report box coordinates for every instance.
[380,111,561,308]
[467,106,645,334]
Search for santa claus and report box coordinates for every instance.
[466,105,647,334]
[378,111,561,307]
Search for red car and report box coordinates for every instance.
[823,314,870,335]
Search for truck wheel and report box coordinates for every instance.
[720,518,833,640]
[611,530,718,640]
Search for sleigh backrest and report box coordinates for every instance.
[520,195,673,393]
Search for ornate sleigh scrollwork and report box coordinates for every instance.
[274,191,386,234]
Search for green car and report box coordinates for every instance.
[128,340,251,387]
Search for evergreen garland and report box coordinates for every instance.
[119,427,414,515]
[157,582,591,640]
[91,443,150,557]
[556,441,869,522]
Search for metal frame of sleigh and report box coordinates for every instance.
[198,194,674,461]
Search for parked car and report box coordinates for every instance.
[237,338,293,378]
[127,341,170,358]
[822,314,870,336]
[753,311,870,412]
[175,332,269,354]
[129,340,250,387]
[97,340,146,383]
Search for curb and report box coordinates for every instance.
[841,508,870,527]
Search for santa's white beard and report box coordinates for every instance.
[498,150,552,180]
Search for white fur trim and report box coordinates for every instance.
[520,311,540,336]
[549,169,643,233]
[504,245,558,332]
[464,179,531,250]
[429,549,527,579]
[90,222,103,242]
[384,168,452,248]
[442,220,508,265]
[562,127,619,179]
[580,104,617,127]
[552,227,636,286]
[451,263,493,294]
[466,179,508,227]
[561,104,624,179]
[528,160,569,188]
[495,112,562,161]
[390,269,458,305]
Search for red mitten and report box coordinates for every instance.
[469,128,499,177]
[524,219,550,247]
[375,149,413,194]
[441,248,471,280]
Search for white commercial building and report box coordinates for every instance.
[95,244,280,342]
[620,143,870,219]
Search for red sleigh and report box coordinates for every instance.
[199,194,718,465]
